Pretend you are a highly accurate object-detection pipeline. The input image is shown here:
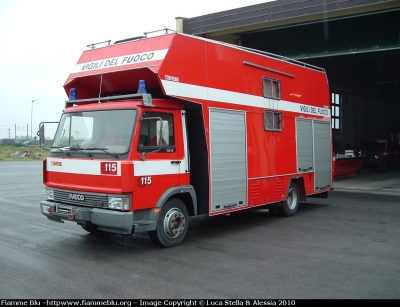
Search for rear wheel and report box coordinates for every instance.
[148,198,188,248]
[276,182,299,217]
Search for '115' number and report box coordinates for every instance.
[101,162,118,175]
[141,177,152,185]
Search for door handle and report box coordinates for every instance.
[171,160,181,164]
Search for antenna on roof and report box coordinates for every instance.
[87,40,111,49]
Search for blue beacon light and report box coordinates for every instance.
[137,80,148,94]
[69,88,77,100]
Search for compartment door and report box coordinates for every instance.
[209,109,247,213]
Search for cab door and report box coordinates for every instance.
[133,109,189,209]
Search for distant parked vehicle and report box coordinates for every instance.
[0,139,24,146]
[23,139,39,147]
[359,138,399,172]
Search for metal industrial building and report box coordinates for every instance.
[176,0,400,152]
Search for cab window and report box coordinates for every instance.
[138,112,175,152]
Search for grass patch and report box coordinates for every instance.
[0,146,50,161]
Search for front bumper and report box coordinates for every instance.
[40,200,134,235]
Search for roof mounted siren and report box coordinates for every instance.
[137,80,148,94]
[69,88,77,100]
[137,80,153,107]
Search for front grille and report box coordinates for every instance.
[53,189,108,208]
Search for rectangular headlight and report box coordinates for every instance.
[108,196,130,211]
[46,188,54,200]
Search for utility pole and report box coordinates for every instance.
[31,100,35,139]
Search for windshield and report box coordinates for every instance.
[52,109,137,155]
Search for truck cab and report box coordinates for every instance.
[360,138,399,172]
[41,91,195,247]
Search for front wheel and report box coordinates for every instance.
[276,182,299,217]
[148,198,188,248]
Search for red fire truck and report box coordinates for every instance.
[40,30,332,247]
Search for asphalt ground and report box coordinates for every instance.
[333,167,400,196]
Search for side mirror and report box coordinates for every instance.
[37,121,59,147]
[37,123,45,147]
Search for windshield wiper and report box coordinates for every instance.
[85,148,119,158]
[52,146,92,157]
[52,146,71,156]
[68,146,93,157]
[51,146,118,158]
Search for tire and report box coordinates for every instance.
[276,182,299,217]
[148,198,188,248]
